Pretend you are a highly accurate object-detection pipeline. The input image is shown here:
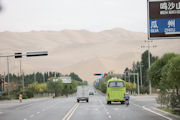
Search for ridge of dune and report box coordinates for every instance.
[0,28,180,83]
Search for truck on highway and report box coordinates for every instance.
[106,78,126,104]
[77,86,89,103]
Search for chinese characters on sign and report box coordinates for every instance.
[148,0,180,39]
[165,19,176,33]
[151,20,159,33]
[160,2,180,15]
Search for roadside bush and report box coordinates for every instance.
[170,92,180,113]
[126,82,136,94]
[140,86,149,94]
[24,90,34,98]
[156,90,170,108]
[149,53,180,113]
[94,82,106,93]
[100,82,106,93]
[0,95,11,100]
[47,80,63,97]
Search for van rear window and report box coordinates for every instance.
[108,82,124,87]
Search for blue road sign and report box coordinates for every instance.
[149,18,180,34]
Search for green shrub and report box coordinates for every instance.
[24,90,34,98]
[140,86,149,94]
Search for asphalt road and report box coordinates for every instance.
[0,89,179,120]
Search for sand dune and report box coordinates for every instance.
[0,28,180,83]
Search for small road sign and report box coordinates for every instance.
[59,77,72,83]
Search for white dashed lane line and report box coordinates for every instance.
[36,111,40,114]
[15,103,34,110]
[97,97,111,119]
[30,114,34,118]
[0,112,3,114]
[131,102,142,108]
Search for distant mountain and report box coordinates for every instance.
[0,28,180,83]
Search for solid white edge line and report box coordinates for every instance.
[62,103,79,120]
[143,106,172,120]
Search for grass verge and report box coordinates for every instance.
[157,107,180,116]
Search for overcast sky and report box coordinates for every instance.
[0,0,147,32]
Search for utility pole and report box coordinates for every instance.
[137,73,140,95]
[34,72,36,83]
[7,57,10,94]
[3,73,5,92]
[148,41,152,95]
[0,74,2,92]
[22,71,24,90]
[0,74,5,92]
[20,59,22,78]
[139,63,143,87]
[43,73,45,83]
[19,59,24,90]
[0,57,2,91]
[141,40,157,95]
[124,75,126,82]
[128,73,140,95]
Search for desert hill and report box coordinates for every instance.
[0,28,180,83]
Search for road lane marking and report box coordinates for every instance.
[24,118,27,120]
[36,111,40,114]
[97,97,111,119]
[142,106,172,120]
[130,102,142,108]
[30,114,34,118]
[15,103,33,110]
[66,103,79,120]
[62,103,79,120]
[0,112,3,114]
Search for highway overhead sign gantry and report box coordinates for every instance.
[0,51,48,94]
[148,0,180,39]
